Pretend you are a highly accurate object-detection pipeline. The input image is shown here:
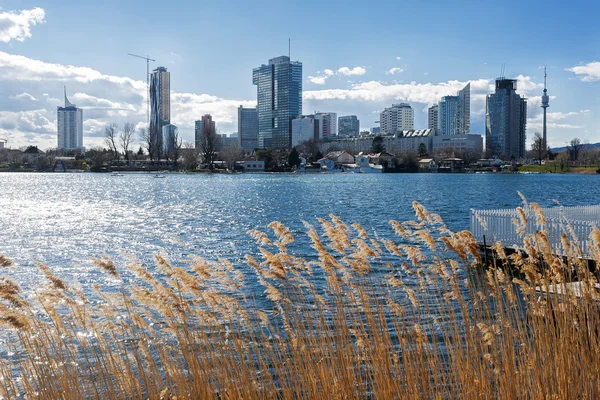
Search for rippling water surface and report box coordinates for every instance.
[1,172,599,292]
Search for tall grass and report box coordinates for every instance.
[0,201,600,398]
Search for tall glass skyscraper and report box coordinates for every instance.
[150,66,170,159]
[57,87,83,150]
[486,78,527,159]
[252,56,302,149]
[238,106,259,152]
[437,83,470,136]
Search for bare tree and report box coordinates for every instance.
[221,142,243,170]
[181,141,200,170]
[164,127,183,167]
[530,132,547,163]
[139,127,155,162]
[119,122,135,165]
[198,125,221,168]
[104,123,120,160]
[568,138,582,162]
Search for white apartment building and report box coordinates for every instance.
[380,103,414,135]
[314,112,337,138]
[428,104,438,130]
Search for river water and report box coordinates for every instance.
[0,172,598,292]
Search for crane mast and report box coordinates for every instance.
[127,53,156,127]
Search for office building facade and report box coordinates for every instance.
[291,115,320,147]
[150,66,170,157]
[162,124,178,157]
[380,103,414,135]
[238,106,259,152]
[252,56,302,149]
[314,112,337,139]
[485,78,527,159]
[57,88,83,150]
[195,114,216,149]
[338,115,360,137]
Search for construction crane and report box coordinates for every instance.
[127,53,155,126]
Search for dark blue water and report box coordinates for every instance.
[0,172,598,291]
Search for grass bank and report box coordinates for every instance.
[0,203,599,398]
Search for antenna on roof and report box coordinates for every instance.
[288,38,291,59]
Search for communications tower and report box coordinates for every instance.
[541,67,549,158]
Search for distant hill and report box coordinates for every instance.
[551,142,600,153]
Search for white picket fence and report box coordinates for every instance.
[470,205,600,257]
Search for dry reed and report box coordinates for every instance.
[0,201,599,399]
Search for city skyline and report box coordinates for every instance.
[0,1,598,150]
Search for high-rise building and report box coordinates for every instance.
[314,112,337,138]
[195,114,216,149]
[485,78,527,159]
[438,96,462,136]
[437,83,470,136]
[238,106,259,152]
[428,105,439,131]
[338,115,360,137]
[150,66,170,158]
[57,87,83,150]
[380,103,414,135]
[458,83,471,134]
[291,115,320,147]
[162,124,178,157]
[253,56,302,149]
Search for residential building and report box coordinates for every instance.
[314,112,337,138]
[458,83,471,134]
[162,124,178,157]
[0,140,5,150]
[324,150,354,165]
[318,129,436,155]
[57,87,83,150]
[432,134,484,154]
[438,96,462,136]
[291,115,320,147]
[428,105,438,131]
[380,103,414,135]
[150,66,170,157]
[338,115,360,137]
[253,55,302,149]
[195,114,216,149]
[485,78,527,159]
[238,106,259,152]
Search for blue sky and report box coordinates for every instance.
[0,0,598,149]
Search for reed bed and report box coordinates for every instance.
[0,200,600,399]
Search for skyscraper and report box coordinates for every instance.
[338,115,360,137]
[238,106,259,152]
[57,87,83,150]
[438,96,462,136]
[253,56,302,149]
[314,112,337,138]
[428,105,439,131]
[150,66,170,158]
[485,78,527,159]
[458,83,471,134]
[437,83,470,135]
[195,114,216,149]
[380,103,414,135]
[162,124,178,157]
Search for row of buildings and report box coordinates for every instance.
[54,54,537,161]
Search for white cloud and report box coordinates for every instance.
[0,7,45,43]
[386,67,404,75]
[0,51,253,149]
[567,61,600,82]
[396,56,401,61]
[9,93,37,101]
[337,66,366,76]
[307,69,334,85]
